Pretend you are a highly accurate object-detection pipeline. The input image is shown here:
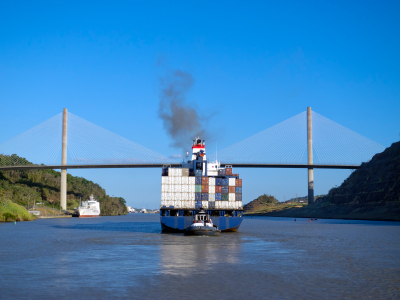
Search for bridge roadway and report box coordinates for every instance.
[0,163,360,171]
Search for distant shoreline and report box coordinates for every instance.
[244,202,400,222]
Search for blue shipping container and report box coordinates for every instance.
[235,187,242,193]
[195,202,202,208]
[216,178,222,186]
[195,193,202,201]
[201,193,209,200]
[195,170,202,176]
[222,186,229,193]
[235,194,242,201]
[221,178,229,186]
[215,193,222,201]
[195,177,202,185]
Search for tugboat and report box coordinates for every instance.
[184,210,221,236]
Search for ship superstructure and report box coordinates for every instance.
[160,138,243,232]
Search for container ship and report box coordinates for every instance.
[160,138,243,232]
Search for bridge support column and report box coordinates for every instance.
[60,108,68,211]
[307,107,314,204]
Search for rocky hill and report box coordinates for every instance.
[0,154,127,217]
[243,194,279,213]
[248,141,400,221]
[319,141,400,205]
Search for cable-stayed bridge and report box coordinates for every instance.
[0,108,385,209]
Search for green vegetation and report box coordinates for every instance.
[0,154,127,220]
[0,200,36,222]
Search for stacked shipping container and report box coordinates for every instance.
[161,167,242,210]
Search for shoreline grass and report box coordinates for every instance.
[0,201,37,222]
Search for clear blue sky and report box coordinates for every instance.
[1,1,399,208]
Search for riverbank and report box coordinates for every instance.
[245,202,400,221]
[0,201,37,222]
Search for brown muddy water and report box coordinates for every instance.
[0,214,399,299]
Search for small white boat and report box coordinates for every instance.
[184,210,221,236]
[77,194,100,217]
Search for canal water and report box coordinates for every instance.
[0,214,399,299]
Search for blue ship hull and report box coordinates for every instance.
[160,215,243,232]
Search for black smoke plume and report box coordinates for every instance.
[159,70,208,152]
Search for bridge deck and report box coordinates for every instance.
[0,163,360,171]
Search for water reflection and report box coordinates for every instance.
[159,236,242,276]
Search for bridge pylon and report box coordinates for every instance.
[60,108,67,210]
[307,107,314,204]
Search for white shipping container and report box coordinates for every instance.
[176,193,183,201]
[202,201,209,209]
[161,185,166,192]
[188,185,195,193]
[181,177,188,184]
[189,192,195,201]
[162,177,169,184]
[228,202,235,209]
[189,177,196,185]
[172,177,180,184]
[229,178,236,186]
[181,185,189,193]
[209,178,216,186]
[208,186,215,194]
[215,201,221,209]
[209,193,215,201]
[161,193,165,201]
[174,200,181,208]
[181,192,189,200]
[175,168,182,177]
[168,168,173,177]
[229,193,235,201]
[222,201,228,209]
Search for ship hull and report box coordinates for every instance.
[161,215,243,233]
[78,215,99,218]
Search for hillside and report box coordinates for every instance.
[247,141,400,221]
[243,194,279,213]
[0,154,127,217]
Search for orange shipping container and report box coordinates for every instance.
[235,179,242,187]
[202,177,209,185]
[215,186,222,193]
[229,186,236,193]
[225,168,232,175]
[202,185,209,192]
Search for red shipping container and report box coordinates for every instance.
[235,179,242,187]
[225,168,232,175]
[202,177,209,185]
[229,186,236,193]
[202,185,209,192]
[215,186,222,193]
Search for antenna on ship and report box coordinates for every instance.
[216,142,218,163]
